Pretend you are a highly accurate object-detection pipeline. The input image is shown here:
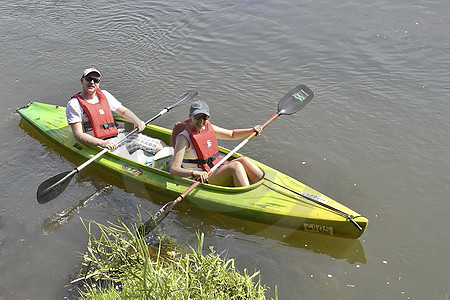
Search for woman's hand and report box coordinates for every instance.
[192,170,209,183]
[252,125,263,136]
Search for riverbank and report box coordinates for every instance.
[71,219,275,299]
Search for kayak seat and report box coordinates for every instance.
[152,147,174,171]
[113,145,151,165]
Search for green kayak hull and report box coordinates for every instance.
[17,102,368,239]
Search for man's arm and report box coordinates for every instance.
[69,122,116,150]
[114,106,146,132]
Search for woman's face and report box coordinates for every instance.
[190,113,210,132]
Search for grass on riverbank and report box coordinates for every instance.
[73,218,276,299]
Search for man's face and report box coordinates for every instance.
[81,73,100,94]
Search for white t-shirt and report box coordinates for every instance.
[66,90,122,125]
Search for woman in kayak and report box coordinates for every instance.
[170,101,264,187]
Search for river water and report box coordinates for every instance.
[1,0,449,299]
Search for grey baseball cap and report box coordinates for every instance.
[190,101,210,116]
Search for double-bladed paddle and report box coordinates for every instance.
[37,90,198,204]
[139,84,315,236]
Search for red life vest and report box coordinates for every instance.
[72,89,118,139]
[171,118,190,148]
[172,118,221,171]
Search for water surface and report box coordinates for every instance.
[1,0,449,299]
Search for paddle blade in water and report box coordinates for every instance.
[139,199,178,235]
[37,171,75,204]
[277,84,314,115]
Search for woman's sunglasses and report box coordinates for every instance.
[193,114,210,121]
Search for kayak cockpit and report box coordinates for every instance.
[110,118,265,189]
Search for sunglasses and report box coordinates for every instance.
[193,114,210,121]
[84,76,101,83]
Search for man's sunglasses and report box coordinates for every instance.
[84,76,101,83]
[193,114,210,121]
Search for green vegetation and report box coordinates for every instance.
[73,219,276,299]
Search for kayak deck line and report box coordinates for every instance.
[262,177,364,231]
[17,102,368,239]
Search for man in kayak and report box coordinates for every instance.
[66,67,165,153]
[170,101,264,187]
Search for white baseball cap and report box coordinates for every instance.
[82,67,101,78]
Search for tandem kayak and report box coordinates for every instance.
[17,102,368,239]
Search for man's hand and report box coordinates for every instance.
[135,120,146,132]
[100,139,117,150]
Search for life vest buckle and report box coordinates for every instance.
[100,122,118,129]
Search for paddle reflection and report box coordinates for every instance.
[41,183,112,235]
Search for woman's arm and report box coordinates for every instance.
[212,124,262,140]
[170,135,208,181]
[170,135,193,177]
